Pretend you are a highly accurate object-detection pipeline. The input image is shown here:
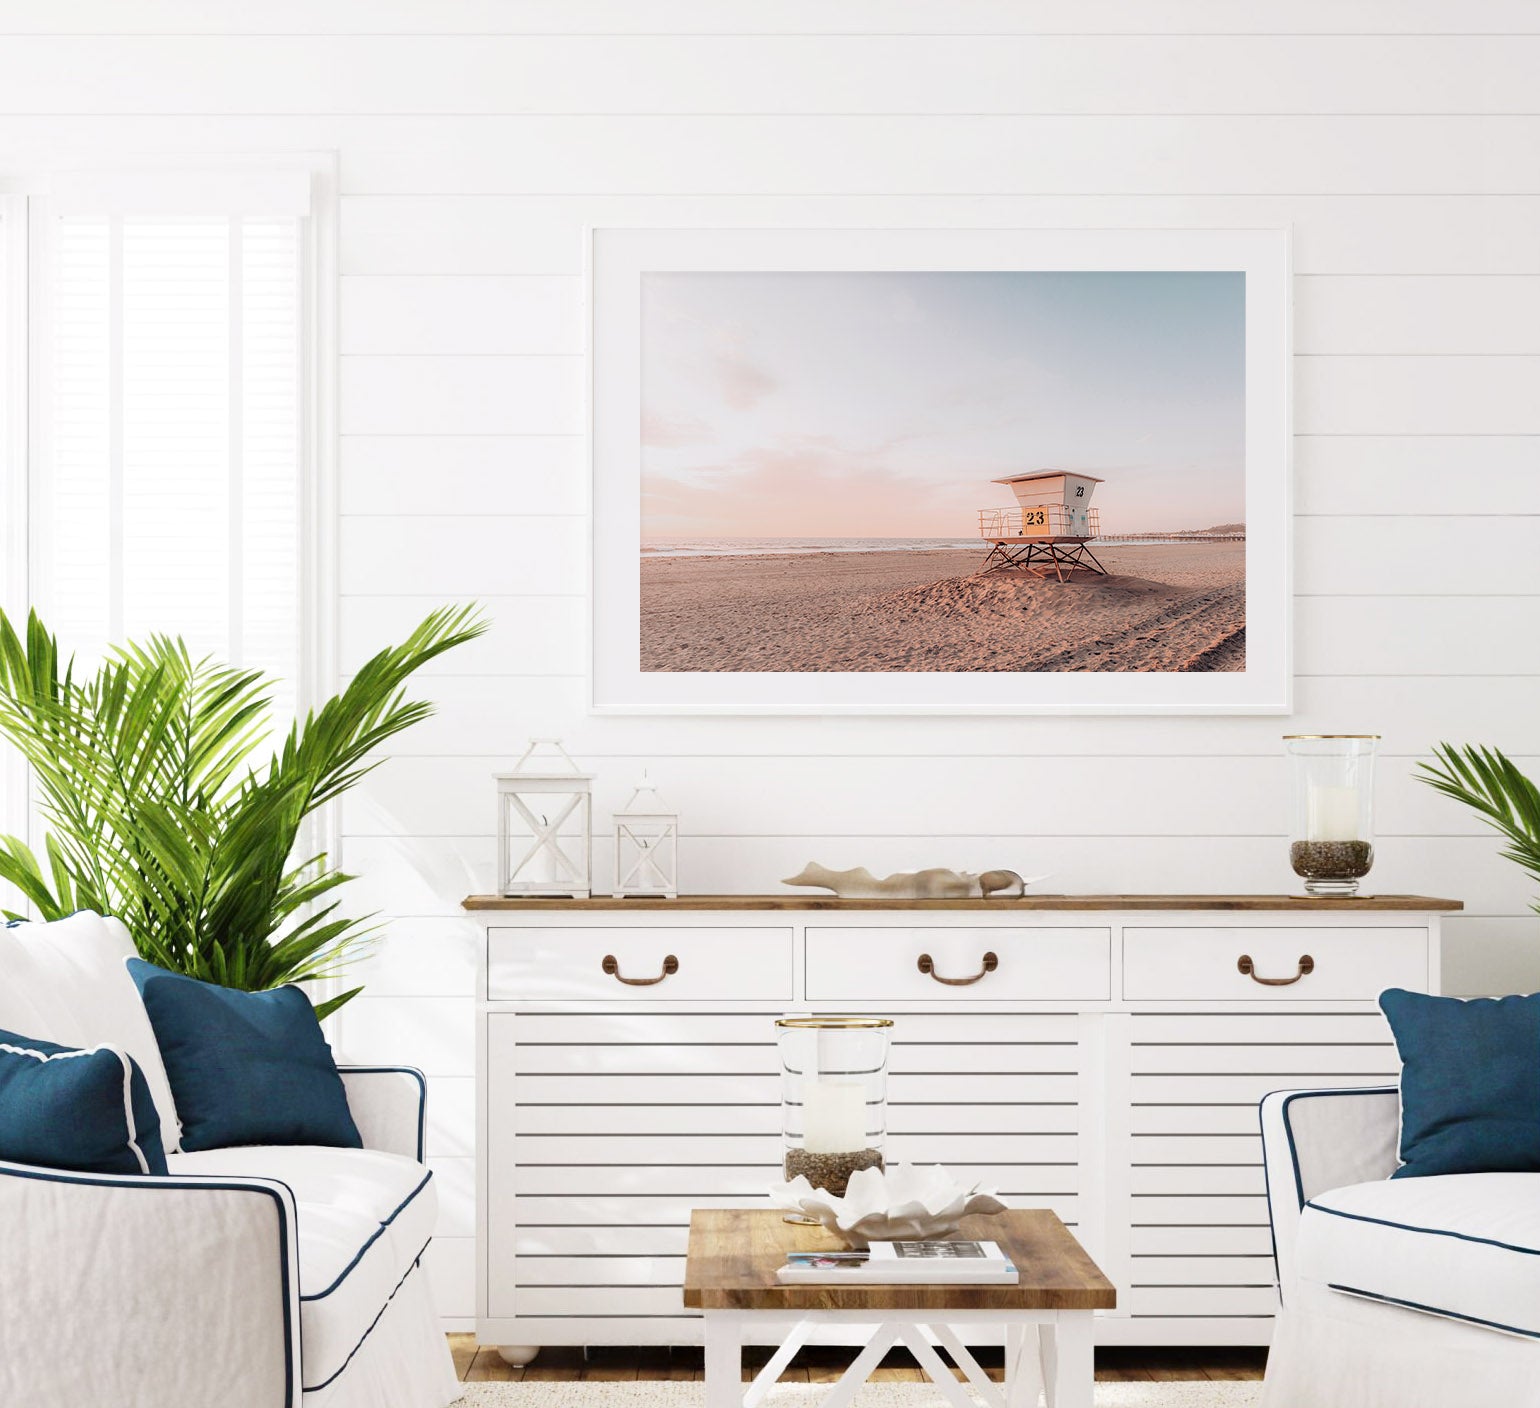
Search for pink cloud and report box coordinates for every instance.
[712,348,778,410]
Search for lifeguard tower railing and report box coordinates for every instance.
[978,505,1100,541]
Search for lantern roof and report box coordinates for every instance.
[991,469,1105,485]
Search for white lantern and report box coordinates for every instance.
[496,739,594,898]
[611,772,679,899]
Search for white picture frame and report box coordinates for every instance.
[590,226,1291,715]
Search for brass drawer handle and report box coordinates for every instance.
[1237,953,1315,986]
[602,953,679,986]
[917,951,999,986]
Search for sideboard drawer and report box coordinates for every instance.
[1123,926,1429,1001]
[487,926,794,1002]
[806,927,1111,1002]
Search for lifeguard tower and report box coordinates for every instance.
[978,470,1108,581]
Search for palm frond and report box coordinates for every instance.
[0,604,485,1012]
[1417,743,1540,910]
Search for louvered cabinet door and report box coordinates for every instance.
[486,1010,782,1342]
[1121,1008,1401,1341]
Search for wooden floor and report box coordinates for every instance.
[449,1337,1267,1385]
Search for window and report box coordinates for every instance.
[0,163,331,865]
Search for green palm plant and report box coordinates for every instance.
[0,605,485,1017]
[1418,743,1540,913]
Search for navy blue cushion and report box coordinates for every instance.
[0,1027,168,1175]
[1380,987,1540,1178]
[127,960,361,1152]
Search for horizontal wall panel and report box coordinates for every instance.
[508,1012,1079,1045]
[338,594,584,677]
[8,36,1540,117]
[1297,356,1540,435]
[11,112,1529,195]
[343,193,1540,277]
[337,752,1505,841]
[1297,596,1540,675]
[510,1163,1073,1196]
[425,1077,475,1157]
[341,276,581,354]
[510,1103,778,1136]
[349,669,1540,759]
[1296,277,1540,356]
[340,435,584,517]
[1299,516,1540,596]
[337,996,474,1076]
[340,354,581,435]
[1296,437,1540,516]
[430,1155,475,1236]
[348,920,479,998]
[339,517,586,596]
[325,115,1540,197]
[5,1,1537,38]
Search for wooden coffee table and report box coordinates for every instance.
[684,1209,1116,1408]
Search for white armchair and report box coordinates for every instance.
[1261,1086,1540,1408]
[0,914,460,1408]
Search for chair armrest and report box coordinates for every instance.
[337,1064,427,1162]
[0,1158,301,1408]
[1260,1085,1400,1303]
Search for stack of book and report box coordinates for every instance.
[776,1240,1017,1285]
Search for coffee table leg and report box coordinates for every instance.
[704,1313,742,1408]
[1005,1322,1044,1408]
[1041,1314,1093,1408]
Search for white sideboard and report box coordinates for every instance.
[468,894,1457,1353]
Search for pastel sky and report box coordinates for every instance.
[640,270,1245,539]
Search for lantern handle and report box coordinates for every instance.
[512,737,584,775]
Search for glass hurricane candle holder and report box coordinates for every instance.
[1285,735,1379,896]
[776,1016,892,1200]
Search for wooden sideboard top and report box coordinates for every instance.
[464,892,1463,912]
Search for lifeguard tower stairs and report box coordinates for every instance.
[979,470,1108,582]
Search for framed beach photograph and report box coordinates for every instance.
[589,227,1290,714]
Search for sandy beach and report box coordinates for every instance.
[639,542,1245,673]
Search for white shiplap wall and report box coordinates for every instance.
[5,0,1540,1322]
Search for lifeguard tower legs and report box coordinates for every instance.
[980,538,1109,582]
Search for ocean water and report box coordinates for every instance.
[641,537,977,558]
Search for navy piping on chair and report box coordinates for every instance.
[1327,1283,1540,1340]
[302,1240,435,1393]
[0,1162,297,1407]
[1306,1198,1540,1258]
[1259,1085,1399,1306]
[336,1065,428,1163]
[301,1169,434,1302]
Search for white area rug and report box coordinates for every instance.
[458,1383,1260,1407]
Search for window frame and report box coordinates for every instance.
[0,153,338,880]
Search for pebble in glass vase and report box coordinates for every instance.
[1285,735,1379,896]
[776,1016,892,1206]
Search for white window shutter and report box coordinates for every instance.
[33,208,302,721]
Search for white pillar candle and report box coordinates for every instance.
[802,1080,867,1154]
[1307,784,1361,842]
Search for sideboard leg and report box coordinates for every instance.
[496,1346,542,1367]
